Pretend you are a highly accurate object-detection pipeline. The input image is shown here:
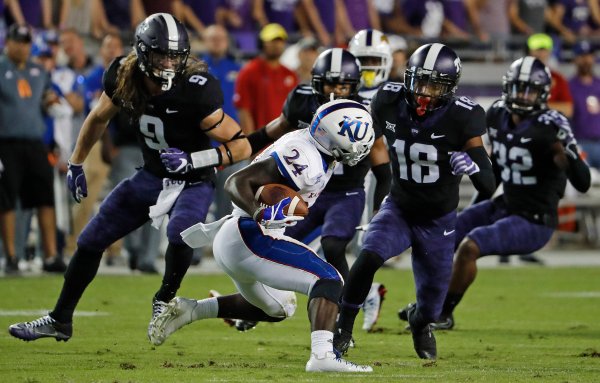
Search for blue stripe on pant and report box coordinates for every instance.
[237,218,340,281]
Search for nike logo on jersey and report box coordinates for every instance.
[431,133,445,139]
[443,229,455,236]
[520,137,532,143]
[166,108,178,114]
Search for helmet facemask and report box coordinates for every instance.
[502,77,549,116]
[357,54,391,88]
[405,67,456,116]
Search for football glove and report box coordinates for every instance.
[160,148,193,174]
[254,197,304,229]
[450,151,480,176]
[67,161,87,203]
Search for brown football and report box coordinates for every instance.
[255,183,309,217]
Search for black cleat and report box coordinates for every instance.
[403,303,437,360]
[430,314,455,330]
[4,257,21,275]
[519,253,544,265]
[333,328,355,356]
[42,257,67,273]
[234,320,258,332]
[9,315,72,342]
[498,255,510,264]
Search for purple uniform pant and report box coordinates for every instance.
[362,197,457,321]
[78,169,214,252]
[456,199,554,256]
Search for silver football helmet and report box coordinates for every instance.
[348,29,392,89]
[309,99,375,166]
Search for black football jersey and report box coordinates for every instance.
[372,83,486,219]
[487,100,566,226]
[103,57,224,182]
[282,85,382,191]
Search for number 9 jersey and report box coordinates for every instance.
[102,56,224,183]
[371,82,487,220]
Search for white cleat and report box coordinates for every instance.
[305,352,373,373]
[149,297,198,346]
[362,282,387,331]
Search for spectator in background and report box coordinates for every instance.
[60,28,107,256]
[234,23,298,134]
[344,0,381,31]
[296,0,334,46]
[569,40,600,169]
[6,0,60,29]
[528,33,573,117]
[509,0,551,36]
[387,34,408,83]
[548,0,600,44]
[441,0,474,40]
[253,0,299,32]
[383,0,439,37]
[0,24,66,274]
[465,0,511,43]
[201,25,244,221]
[295,36,320,84]
[91,0,132,41]
[218,0,259,54]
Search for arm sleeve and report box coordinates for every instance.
[371,162,391,211]
[566,146,591,193]
[466,145,496,199]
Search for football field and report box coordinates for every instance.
[1,263,599,382]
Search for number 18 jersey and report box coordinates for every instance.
[371,83,486,219]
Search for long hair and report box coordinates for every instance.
[113,51,209,119]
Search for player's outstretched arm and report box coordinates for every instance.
[460,136,496,199]
[552,141,592,193]
[69,92,119,164]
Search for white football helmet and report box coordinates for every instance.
[348,29,392,89]
[309,99,375,166]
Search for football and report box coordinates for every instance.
[255,183,309,217]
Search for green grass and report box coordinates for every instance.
[1,267,599,382]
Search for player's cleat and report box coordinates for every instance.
[234,319,258,332]
[430,313,455,330]
[519,253,545,265]
[8,315,72,342]
[148,299,168,341]
[305,351,373,372]
[498,255,510,264]
[333,328,355,355]
[42,257,67,273]
[149,297,198,346]
[403,303,437,359]
[397,302,415,323]
[362,282,387,331]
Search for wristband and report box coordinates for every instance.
[190,148,222,169]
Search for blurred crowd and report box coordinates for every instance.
[0,0,599,276]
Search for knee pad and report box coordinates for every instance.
[262,291,298,319]
[309,278,343,304]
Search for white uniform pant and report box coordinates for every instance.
[213,217,342,319]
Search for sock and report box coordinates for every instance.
[311,330,334,358]
[442,292,464,316]
[51,247,103,323]
[337,304,360,334]
[154,243,193,302]
[191,297,219,321]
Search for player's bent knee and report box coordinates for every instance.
[456,238,480,262]
[261,291,297,319]
[309,279,343,304]
[166,222,190,246]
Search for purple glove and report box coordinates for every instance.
[160,148,193,174]
[450,152,480,176]
[254,197,304,229]
[67,161,87,203]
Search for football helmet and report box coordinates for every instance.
[404,43,461,115]
[135,13,190,91]
[311,48,361,101]
[348,29,392,89]
[309,99,375,166]
[502,56,551,116]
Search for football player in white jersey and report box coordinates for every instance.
[348,28,394,331]
[149,99,376,373]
